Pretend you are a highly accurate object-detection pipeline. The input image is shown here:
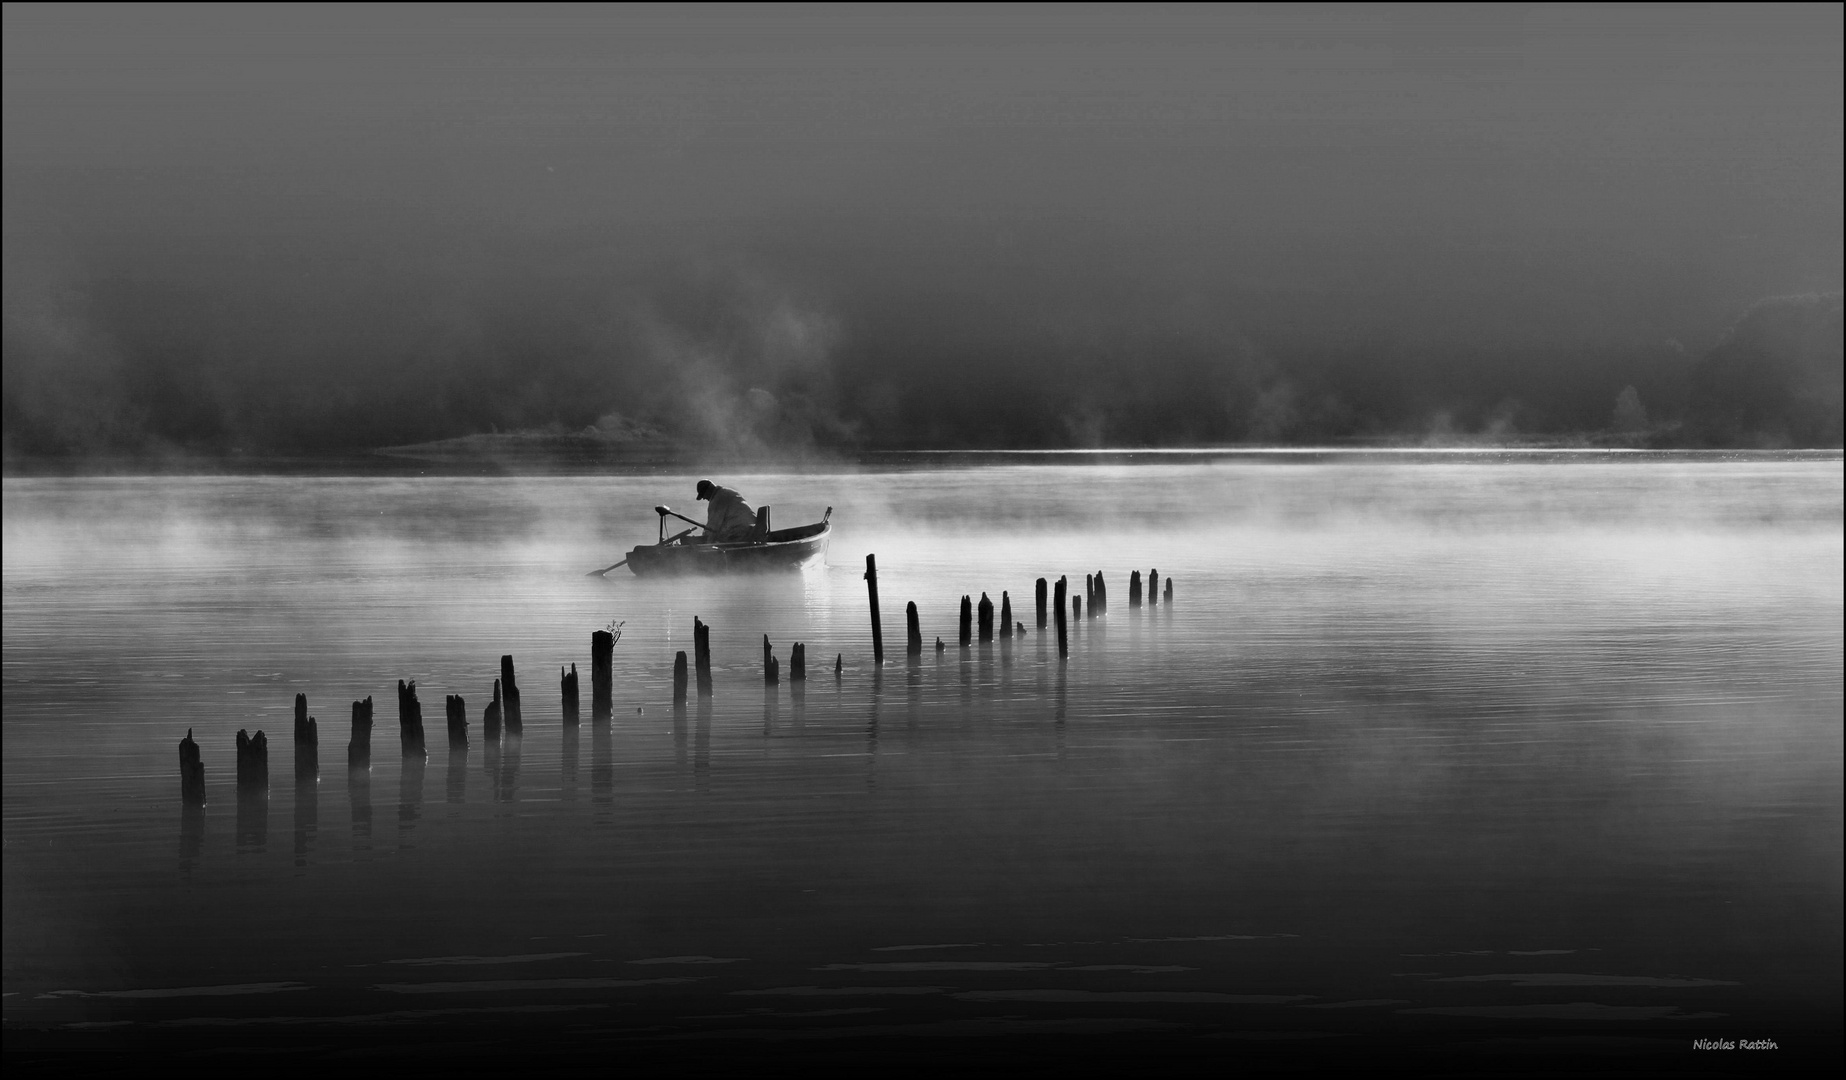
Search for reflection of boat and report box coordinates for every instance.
[626,507,831,577]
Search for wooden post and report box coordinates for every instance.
[484,679,503,741]
[906,602,922,656]
[294,693,316,745]
[791,642,806,681]
[959,595,973,647]
[561,664,579,725]
[236,728,268,790]
[500,656,522,734]
[591,630,614,719]
[445,694,468,746]
[935,636,945,653]
[694,618,713,695]
[1000,592,1013,637]
[864,554,885,665]
[1054,576,1069,658]
[348,697,373,767]
[1130,570,1142,608]
[1149,568,1159,607]
[1164,577,1172,603]
[834,653,843,678]
[396,680,424,749]
[978,592,994,641]
[1095,572,1107,615]
[1036,577,1048,629]
[1085,574,1094,616]
[1073,596,1081,620]
[179,729,206,805]
[673,651,689,703]
[764,635,777,684]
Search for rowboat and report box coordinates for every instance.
[624,506,832,577]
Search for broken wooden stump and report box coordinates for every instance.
[179,729,206,805]
[906,601,922,656]
[978,592,994,641]
[483,679,503,741]
[396,680,424,750]
[1149,568,1159,607]
[1073,595,1082,620]
[235,728,268,791]
[959,595,973,647]
[791,642,806,681]
[864,554,885,664]
[673,651,689,703]
[1054,576,1069,659]
[293,693,316,745]
[500,656,522,734]
[591,629,614,720]
[1036,577,1048,629]
[834,653,843,678]
[763,635,779,685]
[1165,576,1173,603]
[935,636,945,653]
[1000,592,1013,638]
[561,664,580,725]
[348,696,373,767]
[445,694,468,746]
[694,618,713,696]
[1085,574,1094,616]
[1095,572,1107,615]
[1130,570,1142,608]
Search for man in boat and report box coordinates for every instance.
[696,479,759,543]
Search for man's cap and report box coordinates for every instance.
[695,479,714,499]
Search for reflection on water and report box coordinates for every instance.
[3,458,1841,1054]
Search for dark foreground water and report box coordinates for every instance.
[4,454,1841,1070]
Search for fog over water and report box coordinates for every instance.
[3,457,1840,1062]
[4,5,1842,455]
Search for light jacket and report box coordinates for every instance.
[702,487,758,542]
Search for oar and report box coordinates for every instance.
[587,526,697,577]
[586,558,628,578]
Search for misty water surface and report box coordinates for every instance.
[3,455,1840,1056]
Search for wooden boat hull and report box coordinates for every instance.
[625,520,830,577]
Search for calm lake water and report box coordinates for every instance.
[4,454,1841,1067]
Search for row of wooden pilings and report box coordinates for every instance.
[180,556,1171,804]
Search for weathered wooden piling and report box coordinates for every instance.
[694,618,713,696]
[864,554,885,665]
[959,595,973,646]
[1165,576,1173,603]
[978,592,994,641]
[483,679,503,741]
[673,651,689,703]
[1016,621,1025,635]
[294,693,317,745]
[179,729,206,805]
[1073,595,1081,620]
[236,728,268,790]
[763,635,779,684]
[906,602,922,656]
[1036,577,1048,629]
[1000,592,1013,637]
[561,664,579,725]
[1149,568,1159,607]
[834,653,843,678]
[396,680,424,748]
[500,656,522,734]
[935,636,945,652]
[1054,576,1069,658]
[1095,572,1107,615]
[791,642,806,681]
[1085,574,1094,616]
[1130,570,1142,607]
[591,630,614,720]
[348,697,373,767]
[445,694,468,746]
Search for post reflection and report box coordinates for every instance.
[866,668,883,792]
[235,785,267,854]
[179,804,204,873]
[447,744,468,803]
[694,697,711,794]
[561,724,579,803]
[398,749,425,842]
[591,721,612,805]
[499,733,522,803]
[293,745,318,866]
[348,764,372,848]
